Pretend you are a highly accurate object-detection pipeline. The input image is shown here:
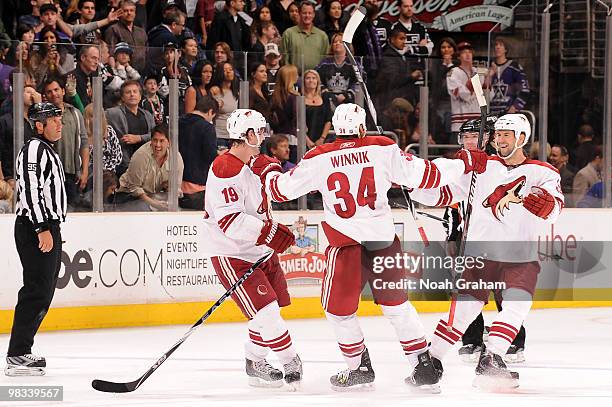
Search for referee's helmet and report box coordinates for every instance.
[28,103,62,124]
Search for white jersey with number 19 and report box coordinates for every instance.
[263,136,466,245]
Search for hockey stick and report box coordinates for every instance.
[343,7,430,246]
[92,251,275,393]
[447,74,488,330]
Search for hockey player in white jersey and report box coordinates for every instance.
[202,109,302,389]
[250,103,488,391]
[411,113,564,389]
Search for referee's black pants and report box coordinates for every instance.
[8,217,62,356]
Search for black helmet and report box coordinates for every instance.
[457,115,497,146]
[28,102,62,124]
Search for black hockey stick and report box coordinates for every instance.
[92,251,275,393]
[447,74,488,329]
[343,7,430,246]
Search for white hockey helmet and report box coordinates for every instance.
[226,109,270,147]
[493,113,531,158]
[332,103,367,137]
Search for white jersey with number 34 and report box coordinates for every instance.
[263,136,466,245]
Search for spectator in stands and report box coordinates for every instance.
[281,1,329,72]
[0,86,41,188]
[363,0,391,49]
[447,41,480,134]
[270,64,299,162]
[106,80,156,176]
[148,8,186,74]
[351,1,383,82]
[269,0,298,34]
[34,4,71,41]
[147,0,187,31]
[185,59,213,114]
[178,95,218,210]
[408,101,435,145]
[573,144,602,206]
[206,0,250,53]
[83,103,123,175]
[319,0,348,42]
[528,141,550,160]
[72,0,120,45]
[11,41,37,88]
[195,0,215,46]
[268,133,296,172]
[577,178,606,208]
[249,62,271,121]
[157,42,192,115]
[252,22,280,63]
[390,0,433,58]
[113,124,184,211]
[549,144,575,197]
[112,41,141,81]
[17,23,37,46]
[104,0,148,74]
[251,5,274,45]
[69,44,122,107]
[264,43,282,94]
[572,124,597,170]
[179,36,199,72]
[303,69,331,147]
[140,74,165,124]
[430,37,456,144]
[210,61,239,149]
[485,37,530,117]
[316,32,358,114]
[287,2,300,27]
[380,97,414,149]
[19,0,49,29]
[213,41,233,65]
[376,28,420,111]
[42,77,90,207]
[31,26,76,83]
[0,179,13,213]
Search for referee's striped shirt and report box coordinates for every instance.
[15,136,67,227]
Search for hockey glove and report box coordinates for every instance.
[250,154,283,182]
[523,186,555,219]
[456,149,488,174]
[256,220,295,253]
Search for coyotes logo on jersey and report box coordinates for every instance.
[482,175,526,221]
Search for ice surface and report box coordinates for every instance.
[1,307,611,406]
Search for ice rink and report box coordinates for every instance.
[1,306,611,406]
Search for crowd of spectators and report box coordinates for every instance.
[0,0,603,211]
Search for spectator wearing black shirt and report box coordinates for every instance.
[351,1,383,81]
[157,42,192,116]
[264,43,282,94]
[184,59,213,114]
[269,0,298,35]
[147,7,186,74]
[178,95,218,210]
[303,69,331,147]
[572,124,597,171]
[68,44,100,106]
[206,0,251,53]
[390,0,433,58]
[248,62,271,122]
[430,37,456,144]
[251,21,279,64]
[318,0,348,42]
[106,80,155,176]
[270,64,299,163]
[549,145,575,197]
[140,75,165,125]
[179,36,199,72]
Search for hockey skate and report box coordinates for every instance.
[283,355,302,390]
[483,326,490,342]
[473,346,519,390]
[404,351,441,393]
[503,345,525,364]
[458,344,483,363]
[330,348,375,391]
[5,354,46,376]
[245,358,283,388]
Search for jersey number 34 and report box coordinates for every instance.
[327,166,377,218]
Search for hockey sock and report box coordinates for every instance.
[488,288,532,356]
[430,296,484,360]
[245,319,270,362]
[251,302,297,364]
[380,302,427,369]
[325,311,365,370]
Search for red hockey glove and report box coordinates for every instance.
[250,154,282,182]
[523,186,555,219]
[256,220,295,253]
[456,149,488,174]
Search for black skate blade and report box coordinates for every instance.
[92,379,138,393]
[331,382,375,392]
[472,374,519,391]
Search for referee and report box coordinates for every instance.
[5,103,66,376]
